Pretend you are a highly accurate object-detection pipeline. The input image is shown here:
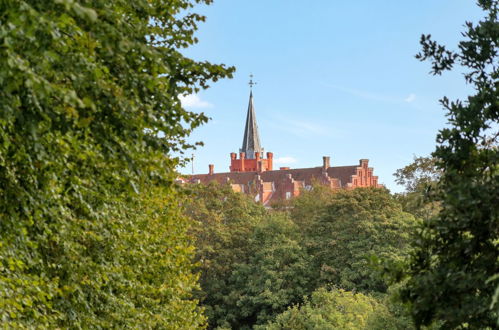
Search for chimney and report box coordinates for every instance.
[323,156,330,169]
[239,152,245,171]
[255,151,261,161]
[208,164,214,175]
[257,160,263,172]
[230,152,237,160]
[266,152,273,171]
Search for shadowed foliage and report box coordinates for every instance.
[398,1,499,327]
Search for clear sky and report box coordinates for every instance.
[178,0,485,192]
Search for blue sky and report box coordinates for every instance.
[179,0,484,192]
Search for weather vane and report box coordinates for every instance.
[249,74,257,91]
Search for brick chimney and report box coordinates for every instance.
[239,152,245,171]
[267,152,273,171]
[257,160,263,172]
[208,164,214,175]
[323,156,330,169]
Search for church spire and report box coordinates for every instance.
[240,75,263,159]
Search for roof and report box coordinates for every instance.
[189,165,358,187]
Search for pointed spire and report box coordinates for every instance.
[240,81,263,159]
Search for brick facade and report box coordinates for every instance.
[189,156,382,206]
[230,152,273,172]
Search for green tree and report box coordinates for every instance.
[187,184,418,329]
[394,156,440,193]
[186,183,314,329]
[293,188,416,293]
[399,1,499,327]
[224,213,312,328]
[286,182,334,227]
[184,183,267,328]
[0,0,233,327]
[257,288,403,330]
[393,156,441,220]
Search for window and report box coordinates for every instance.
[285,191,292,200]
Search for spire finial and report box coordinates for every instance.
[249,74,257,91]
[240,77,263,159]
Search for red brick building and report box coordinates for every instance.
[189,89,382,205]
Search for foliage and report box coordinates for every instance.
[292,188,417,293]
[286,183,334,226]
[186,183,315,329]
[399,1,499,328]
[113,189,206,328]
[224,213,312,327]
[184,183,267,328]
[1,186,206,328]
[393,156,441,220]
[394,156,441,193]
[187,183,419,328]
[0,0,233,327]
[257,288,403,330]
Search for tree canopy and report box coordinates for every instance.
[186,183,417,329]
[291,187,417,294]
[394,156,440,193]
[393,156,441,221]
[257,288,404,330]
[0,0,233,327]
[399,1,499,327]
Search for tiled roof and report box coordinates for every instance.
[190,165,353,187]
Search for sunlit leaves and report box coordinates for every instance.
[0,0,233,327]
[258,288,403,330]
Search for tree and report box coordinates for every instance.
[184,183,267,328]
[257,288,403,330]
[224,213,313,328]
[393,156,441,220]
[185,183,315,329]
[187,184,420,329]
[399,1,499,327]
[292,188,416,294]
[394,156,440,193]
[286,182,334,227]
[0,0,233,327]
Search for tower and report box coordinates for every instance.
[240,90,263,159]
[230,76,273,172]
